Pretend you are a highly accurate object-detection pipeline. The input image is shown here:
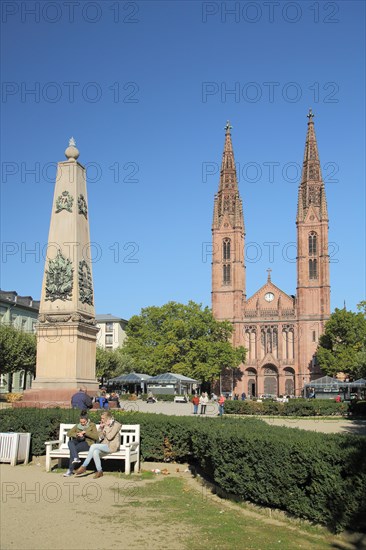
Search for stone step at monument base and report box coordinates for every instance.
[13,387,98,409]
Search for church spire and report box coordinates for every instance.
[219,121,238,192]
[296,109,331,325]
[212,121,246,327]
[297,109,328,222]
[213,121,244,231]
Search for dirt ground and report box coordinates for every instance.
[1,459,365,550]
[0,461,193,550]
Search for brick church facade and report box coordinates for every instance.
[212,112,330,397]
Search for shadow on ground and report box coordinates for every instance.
[342,420,366,437]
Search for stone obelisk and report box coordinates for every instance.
[19,139,99,407]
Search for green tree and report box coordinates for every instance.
[113,347,137,375]
[123,301,246,382]
[96,346,136,385]
[316,306,366,378]
[96,346,118,385]
[0,325,37,391]
[357,300,366,316]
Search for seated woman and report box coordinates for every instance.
[146,391,157,403]
[108,392,121,408]
[97,392,109,409]
[75,410,122,479]
[63,414,98,477]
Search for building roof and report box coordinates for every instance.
[108,372,151,384]
[0,296,127,324]
[0,290,40,310]
[304,375,341,388]
[304,377,366,389]
[349,378,366,387]
[147,372,198,384]
[95,314,128,323]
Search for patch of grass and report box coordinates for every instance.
[110,475,334,549]
[139,469,155,479]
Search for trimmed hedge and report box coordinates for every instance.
[190,419,366,532]
[224,399,348,416]
[348,401,366,417]
[0,409,365,532]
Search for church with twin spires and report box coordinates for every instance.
[212,112,330,397]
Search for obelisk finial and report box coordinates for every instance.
[65,137,80,161]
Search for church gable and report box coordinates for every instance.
[245,281,295,310]
[259,352,279,367]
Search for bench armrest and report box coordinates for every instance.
[125,441,139,451]
[45,440,62,447]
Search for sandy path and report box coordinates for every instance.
[261,416,366,435]
[0,463,189,550]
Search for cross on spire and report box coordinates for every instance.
[267,267,272,282]
[307,108,314,121]
[224,120,233,133]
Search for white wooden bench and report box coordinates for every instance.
[45,423,140,475]
[174,396,188,403]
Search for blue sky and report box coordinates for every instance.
[1,1,365,319]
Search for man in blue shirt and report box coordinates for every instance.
[71,388,93,410]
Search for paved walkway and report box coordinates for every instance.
[121,400,366,435]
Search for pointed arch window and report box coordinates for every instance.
[309,259,318,280]
[223,264,231,285]
[223,238,231,261]
[309,232,317,256]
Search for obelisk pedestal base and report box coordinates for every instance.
[13,385,99,409]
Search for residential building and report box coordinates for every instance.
[95,314,128,350]
[0,290,40,393]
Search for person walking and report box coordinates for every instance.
[218,394,226,416]
[199,392,208,414]
[192,394,199,414]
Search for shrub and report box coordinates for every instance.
[349,400,366,417]
[5,393,23,403]
[189,418,366,532]
[224,399,348,417]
